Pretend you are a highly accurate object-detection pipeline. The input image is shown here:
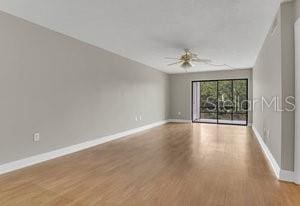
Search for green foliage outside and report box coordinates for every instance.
[199,80,248,121]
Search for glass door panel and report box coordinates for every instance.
[192,79,248,125]
[199,81,217,123]
[218,80,233,124]
[232,80,248,125]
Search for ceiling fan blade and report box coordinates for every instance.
[168,61,183,66]
[192,58,211,63]
[165,57,180,60]
[204,62,235,69]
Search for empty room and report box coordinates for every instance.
[0,0,300,205]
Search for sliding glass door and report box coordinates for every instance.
[192,79,248,125]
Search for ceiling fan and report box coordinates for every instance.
[165,49,234,70]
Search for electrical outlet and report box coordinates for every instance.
[33,133,40,142]
[135,116,138,121]
[178,112,181,115]
[139,115,142,121]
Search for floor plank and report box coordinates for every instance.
[0,123,299,205]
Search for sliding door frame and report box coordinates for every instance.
[191,78,248,126]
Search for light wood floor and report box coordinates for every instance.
[0,123,300,206]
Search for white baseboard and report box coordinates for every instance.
[0,120,168,175]
[252,126,295,182]
[252,126,280,178]
[280,170,295,182]
[168,119,192,123]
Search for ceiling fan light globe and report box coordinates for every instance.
[181,61,193,68]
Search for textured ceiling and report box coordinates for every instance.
[0,0,282,73]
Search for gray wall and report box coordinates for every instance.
[253,8,283,168]
[295,0,300,20]
[169,69,253,123]
[253,2,295,171]
[0,11,170,164]
[281,2,295,171]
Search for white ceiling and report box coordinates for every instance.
[0,0,282,73]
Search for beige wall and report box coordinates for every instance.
[170,69,253,123]
[253,2,295,171]
[0,11,170,164]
